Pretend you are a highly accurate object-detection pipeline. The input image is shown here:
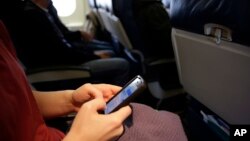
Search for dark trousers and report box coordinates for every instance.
[82,57,130,86]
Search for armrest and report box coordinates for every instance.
[26,65,91,83]
[26,65,92,90]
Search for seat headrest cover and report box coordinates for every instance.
[96,0,112,12]
[162,0,170,8]
[170,0,250,46]
[87,0,97,8]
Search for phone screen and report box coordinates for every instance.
[104,76,145,114]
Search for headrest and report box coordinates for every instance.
[95,0,113,13]
[87,0,97,9]
[161,0,170,9]
[106,0,113,12]
[95,0,105,9]
[113,0,162,22]
[169,0,250,46]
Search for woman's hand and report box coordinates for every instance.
[71,83,121,111]
[63,98,132,141]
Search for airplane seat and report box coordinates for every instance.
[108,0,183,100]
[95,0,111,32]
[113,0,175,60]
[94,0,123,47]
[84,0,111,42]
[112,0,144,53]
[170,0,250,47]
[85,0,103,30]
[88,0,104,30]
[161,0,170,8]
[95,0,124,43]
[95,0,144,67]
[169,0,250,124]
[161,0,170,13]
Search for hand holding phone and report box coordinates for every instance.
[104,75,146,114]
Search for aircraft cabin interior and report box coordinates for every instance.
[1,0,250,141]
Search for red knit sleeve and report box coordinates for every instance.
[34,124,65,141]
[0,20,18,58]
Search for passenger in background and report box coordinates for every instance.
[47,0,115,52]
[18,0,117,68]
[13,0,130,85]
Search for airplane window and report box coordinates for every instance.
[51,0,89,30]
[52,0,76,17]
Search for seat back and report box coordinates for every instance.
[115,0,183,94]
[170,0,250,46]
[87,0,105,30]
[94,0,133,50]
[112,0,143,51]
[95,0,112,34]
[161,0,170,13]
[87,0,96,8]
[172,28,250,124]
[171,0,250,124]
[113,0,174,59]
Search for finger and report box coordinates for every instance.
[84,98,106,112]
[96,84,121,93]
[109,106,132,122]
[106,84,122,94]
[96,84,122,96]
[84,83,103,99]
[73,83,103,104]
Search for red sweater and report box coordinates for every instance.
[0,21,64,141]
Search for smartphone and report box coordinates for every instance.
[104,75,146,114]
